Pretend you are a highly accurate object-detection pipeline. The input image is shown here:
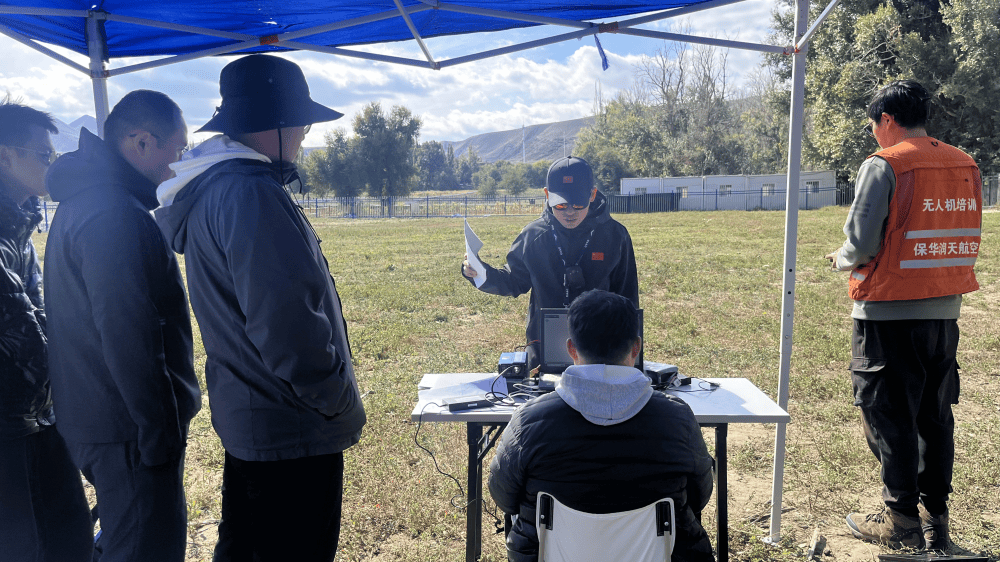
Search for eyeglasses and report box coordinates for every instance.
[552,202,588,211]
[863,122,875,138]
[304,124,311,134]
[10,145,58,165]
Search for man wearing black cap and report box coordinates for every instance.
[462,156,639,371]
[155,54,365,562]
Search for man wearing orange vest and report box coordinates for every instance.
[825,80,981,552]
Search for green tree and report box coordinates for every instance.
[310,129,364,198]
[297,149,329,196]
[416,140,456,191]
[475,168,499,198]
[767,0,1000,176]
[456,149,482,188]
[527,161,550,191]
[352,102,422,198]
[499,164,529,195]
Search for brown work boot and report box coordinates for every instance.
[846,507,925,549]
[918,503,950,551]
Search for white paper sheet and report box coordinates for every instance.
[464,219,487,288]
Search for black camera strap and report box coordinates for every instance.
[550,225,595,305]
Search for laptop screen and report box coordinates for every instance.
[539,308,644,374]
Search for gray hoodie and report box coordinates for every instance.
[555,363,653,426]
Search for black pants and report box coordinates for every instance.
[0,427,93,562]
[65,439,188,562]
[851,319,959,513]
[213,451,345,562]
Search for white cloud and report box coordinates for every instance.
[0,1,779,145]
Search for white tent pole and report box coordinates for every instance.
[796,0,843,51]
[434,0,748,29]
[86,11,110,138]
[0,7,87,17]
[101,4,434,78]
[768,0,809,543]
[280,42,436,69]
[619,28,788,54]
[439,26,601,68]
[0,24,89,74]
[392,0,438,68]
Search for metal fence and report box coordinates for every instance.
[986,176,999,207]
[292,188,840,219]
[292,194,548,219]
[32,179,998,231]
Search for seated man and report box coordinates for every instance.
[488,289,715,562]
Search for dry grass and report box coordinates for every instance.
[33,206,1000,561]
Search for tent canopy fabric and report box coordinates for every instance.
[0,0,751,60]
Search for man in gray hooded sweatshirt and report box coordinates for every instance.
[488,289,715,562]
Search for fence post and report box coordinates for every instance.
[465,196,468,218]
[504,195,507,216]
[426,195,429,218]
[43,200,49,231]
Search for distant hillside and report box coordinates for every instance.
[56,114,594,165]
[52,117,86,154]
[441,116,595,163]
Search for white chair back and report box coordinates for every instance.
[535,491,675,562]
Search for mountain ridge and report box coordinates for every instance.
[438,116,594,163]
[51,115,596,165]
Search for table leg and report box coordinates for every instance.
[716,424,729,561]
[466,423,483,562]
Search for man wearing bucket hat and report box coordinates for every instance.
[462,156,638,371]
[155,54,366,562]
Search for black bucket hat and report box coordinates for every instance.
[197,54,343,135]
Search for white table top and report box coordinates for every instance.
[412,373,789,424]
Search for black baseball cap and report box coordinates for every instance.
[546,156,594,206]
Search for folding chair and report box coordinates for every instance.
[535,491,675,562]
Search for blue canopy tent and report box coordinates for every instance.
[0,0,841,549]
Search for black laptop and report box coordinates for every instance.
[538,308,644,374]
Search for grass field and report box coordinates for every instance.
[34,206,1000,561]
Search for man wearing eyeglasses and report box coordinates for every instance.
[43,90,201,562]
[0,100,93,561]
[825,80,981,552]
[462,156,639,371]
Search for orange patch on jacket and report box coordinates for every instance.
[591,252,604,261]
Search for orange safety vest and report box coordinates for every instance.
[849,137,981,302]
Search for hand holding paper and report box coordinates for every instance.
[464,219,487,288]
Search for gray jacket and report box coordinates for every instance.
[155,135,365,461]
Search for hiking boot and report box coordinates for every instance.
[918,503,950,551]
[846,507,925,549]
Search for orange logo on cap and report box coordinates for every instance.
[563,175,574,184]
[592,252,604,261]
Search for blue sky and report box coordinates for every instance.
[0,0,781,146]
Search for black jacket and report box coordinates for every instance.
[471,192,638,368]
[155,146,365,462]
[0,191,53,439]
[43,129,201,466]
[488,385,715,562]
